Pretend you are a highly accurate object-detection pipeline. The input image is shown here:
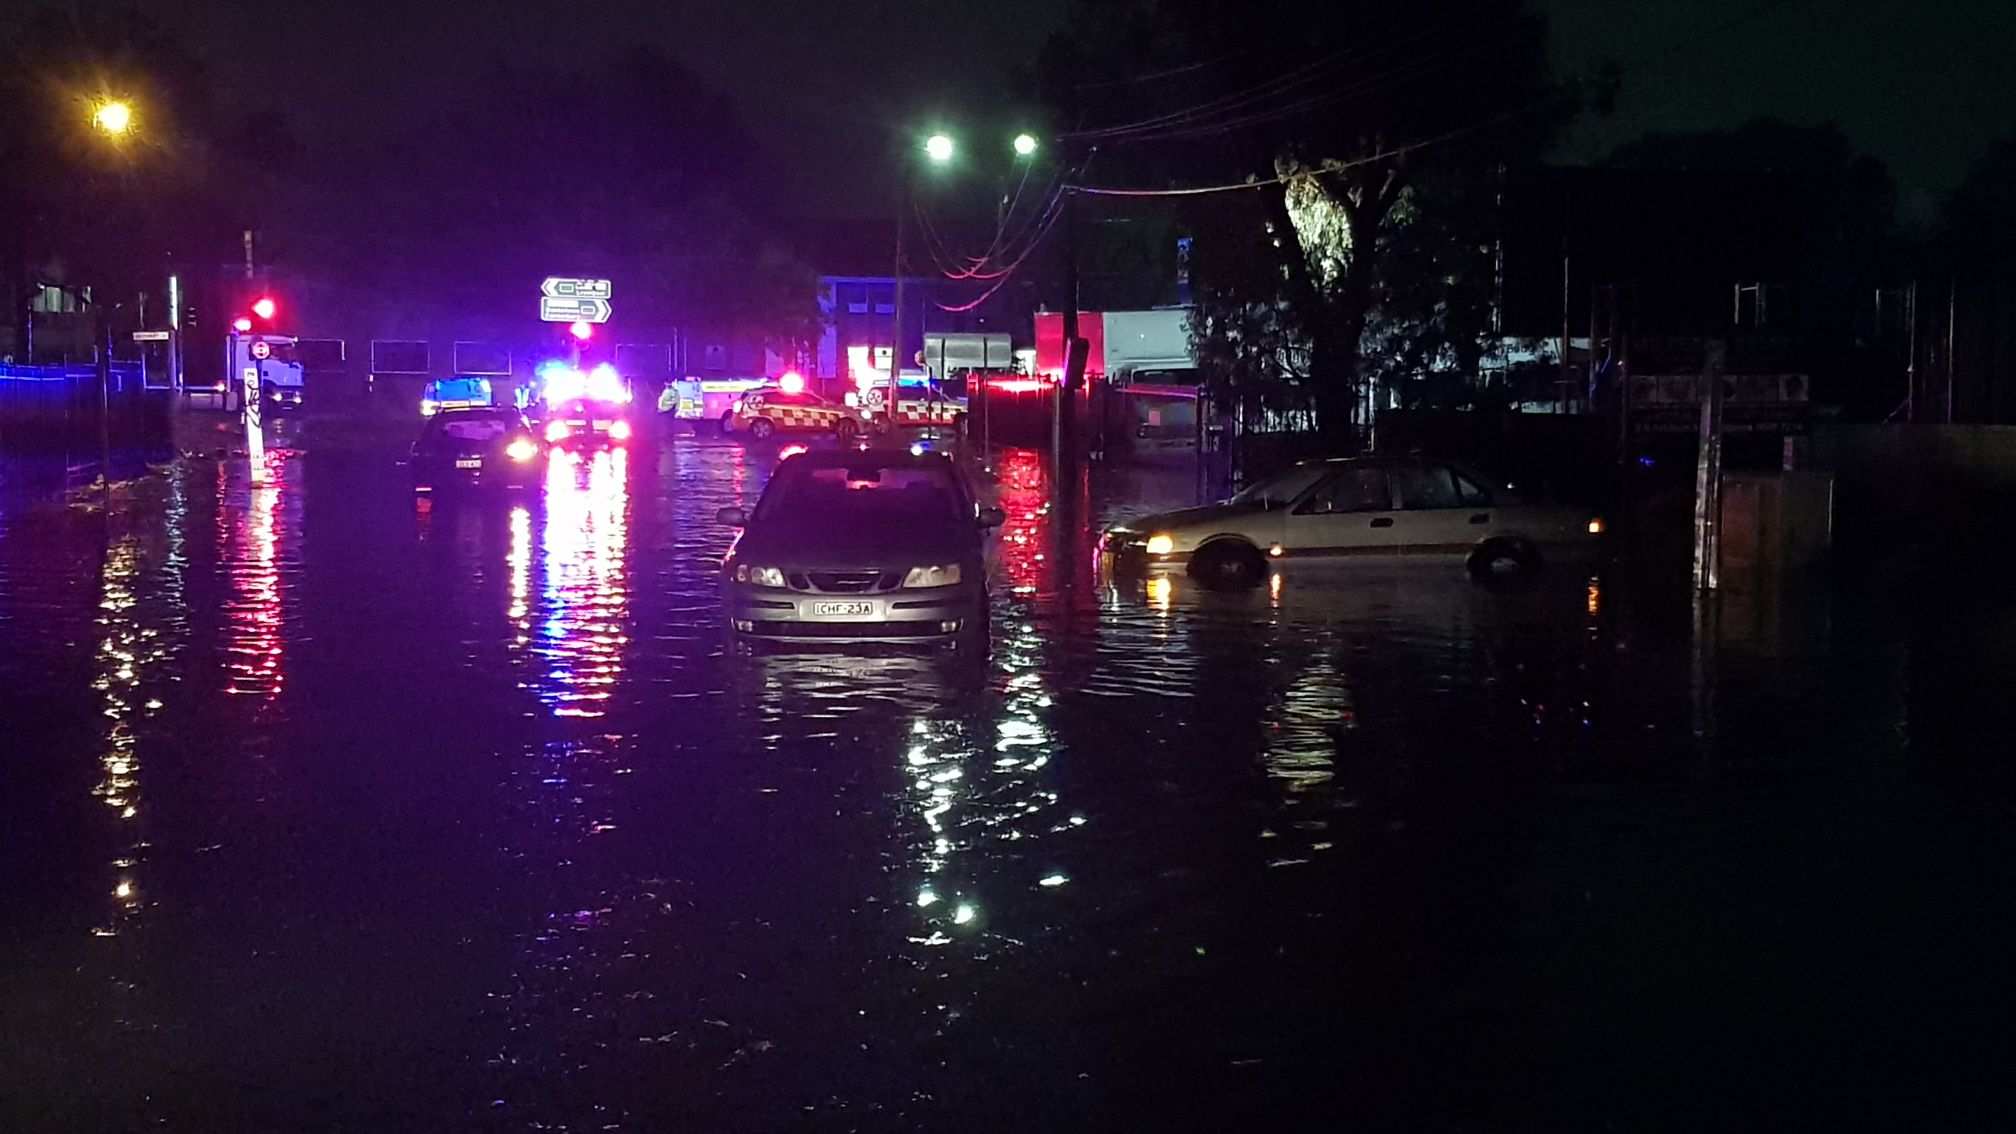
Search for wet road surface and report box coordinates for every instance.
[4,432,2016,1130]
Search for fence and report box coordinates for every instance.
[0,361,170,498]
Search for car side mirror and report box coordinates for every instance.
[716,506,748,526]
[977,506,1006,529]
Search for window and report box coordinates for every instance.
[1230,465,1328,509]
[1452,469,1492,507]
[1296,467,1391,514]
[1393,464,1462,510]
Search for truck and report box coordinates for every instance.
[229,334,306,412]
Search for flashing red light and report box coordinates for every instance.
[778,370,805,395]
[569,320,594,341]
[232,316,254,333]
[989,378,1051,394]
[251,296,277,321]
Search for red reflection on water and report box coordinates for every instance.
[993,447,1051,596]
[220,451,291,699]
[537,449,630,718]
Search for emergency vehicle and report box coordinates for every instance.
[725,385,863,441]
[531,360,634,448]
[861,382,967,433]
[658,376,770,431]
[421,375,495,417]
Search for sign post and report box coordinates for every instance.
[243,363,266,486]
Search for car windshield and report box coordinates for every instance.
[757,464,964,529]
[1230,465,1329,508]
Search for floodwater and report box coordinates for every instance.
[4,433,2014,1131]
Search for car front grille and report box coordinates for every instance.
[790,570,904,593]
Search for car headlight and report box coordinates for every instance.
[902,564,962,588]
[505,438,538,462]
[730,400,744,415]
[608,419,632,441]
[420,399,439,416]
[735,565,786,588]
[1587,517,1606,535]
[1145,533,1176,556]
[545,420,570,442]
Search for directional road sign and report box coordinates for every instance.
[541,277,613,300]
[540,295,612,323]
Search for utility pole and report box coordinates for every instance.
[1692,339,1727,592]
[890,170,911,438]
[1904,279,1918,422]
[1946,277,1957,425]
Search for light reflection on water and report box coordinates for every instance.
[534,449,630,718]
[219,452,293,700]
[18,432,1998,1131]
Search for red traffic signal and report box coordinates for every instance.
[232,316,254,333]
[251,296,278,321]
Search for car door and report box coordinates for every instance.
[1281,464,1398,559]
[1388,462,1493,558]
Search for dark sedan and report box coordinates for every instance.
[718,449,1003,646]
[411,407,543,493]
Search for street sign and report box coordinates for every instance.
[540,295,612,323]
[541,277,613,300]
[250,340,273,360]
[132,330,171,342]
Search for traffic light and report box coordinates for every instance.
[568,320,594,341]
[251,296,277,321]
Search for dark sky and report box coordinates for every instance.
[147,0,2015,219]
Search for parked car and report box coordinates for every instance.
[410,407,542,493]
[718,449,1003,644]
[1102,456,1604,588]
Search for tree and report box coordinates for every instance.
[1038,0,1573,436]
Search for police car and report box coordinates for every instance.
[861,384,966,433]
[725,385,864,441]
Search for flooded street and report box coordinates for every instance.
[5,434,2016,1131]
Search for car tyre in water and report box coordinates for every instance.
[834,417,860,442]
[1188,540,1267,591]
[1468,537,1541,584]
[748,418,776,440]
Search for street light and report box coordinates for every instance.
[1013,133,1039,157]
[91,99,134,138]
[923,133,955,163]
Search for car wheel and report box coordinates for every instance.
[718,411,736,435]
[749,418,776,440]
[834,417,860,442]
[1189,540,1267,591]
[1468,537,1541,583]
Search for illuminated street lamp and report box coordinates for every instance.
[1013,132,1039,157]
[923,133,955,164]
[91,99,134,138]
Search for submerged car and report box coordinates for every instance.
[718,449,1003,644]
[411,407,542,493]
[1103,456,1604,588]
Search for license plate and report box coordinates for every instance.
[810,601,875,617]
[455,458,482,469]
